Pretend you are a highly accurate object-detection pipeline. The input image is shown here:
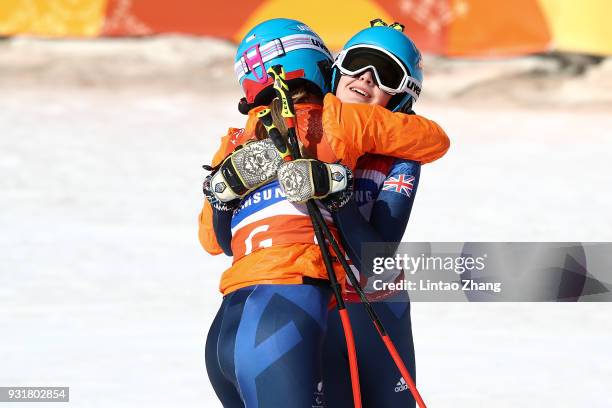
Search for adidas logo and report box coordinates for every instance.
[312,381,324,408]
[395,377,408,393]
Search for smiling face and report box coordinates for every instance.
[335,70,393,106]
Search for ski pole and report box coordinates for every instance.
[257,106,362,408]
[257,82,363,408]
[267,64,427,408]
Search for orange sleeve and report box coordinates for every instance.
[198,200,224,255]
[198,127,246,256]
[322,93,450,169]
[211,132,234,167]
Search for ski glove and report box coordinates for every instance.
[203,173,239,212]
[277,159,353,210]
[208,139,282,203]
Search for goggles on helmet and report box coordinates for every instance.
[333,44,421,102]
[234,33,332,83]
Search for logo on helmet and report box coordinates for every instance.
[310,38,331,55]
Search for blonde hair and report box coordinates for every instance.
[255,88,308,136]
[254,87,315,158]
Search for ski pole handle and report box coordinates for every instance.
[267,65,295,119]
[256,108,292,161]
[267,65,300,159]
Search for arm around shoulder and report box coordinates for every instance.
[322,93,449,165]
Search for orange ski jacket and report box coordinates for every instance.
[199,94,449,294]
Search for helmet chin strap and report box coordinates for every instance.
[387,92,413,113]
[330,67,341,94]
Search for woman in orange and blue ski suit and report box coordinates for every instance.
[199,18,449,408]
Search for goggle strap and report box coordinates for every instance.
[403,78,421,102]
[235,34,332,81]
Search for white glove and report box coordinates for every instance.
[209,139,282,203]
[277,159,353,208]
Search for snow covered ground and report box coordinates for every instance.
[1,38,612,407]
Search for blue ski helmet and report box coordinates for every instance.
[235,18,333,107]
[332,21,424,112]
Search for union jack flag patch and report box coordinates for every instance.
[382,174,415,197]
